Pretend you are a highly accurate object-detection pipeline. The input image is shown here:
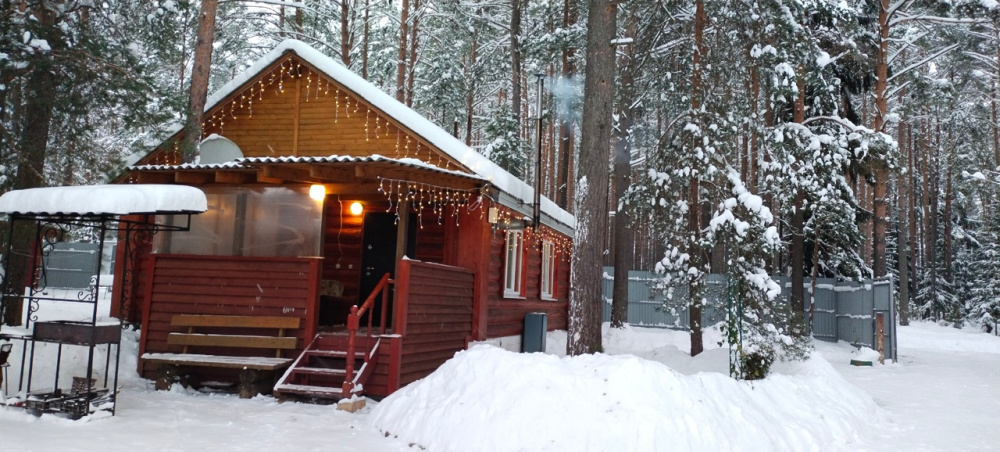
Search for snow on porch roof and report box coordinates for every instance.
[240,154,487,181]
[131,154,485,182]
[0,184,208,216]
[127,40,574,230]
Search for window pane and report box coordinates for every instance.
[155,186,322,257]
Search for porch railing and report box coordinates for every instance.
[343,273,392,395]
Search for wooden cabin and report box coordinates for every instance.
[113,40,574,401]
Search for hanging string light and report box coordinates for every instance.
[378,177,488,228]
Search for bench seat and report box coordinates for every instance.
[142,314,301,398]
[141,353,293,371]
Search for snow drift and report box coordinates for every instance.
[370,345,879,452]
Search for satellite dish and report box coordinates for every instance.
[199,134,244,164]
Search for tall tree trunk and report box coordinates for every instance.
[611,20,637,329]
[341,0,351,66]
[180,0,218,159]
[568,0,615,356]
[871,0,891,278]
[4,6,59,326]
[395,0,410,103]
[927,125,940,318]
[790,65,807,333]
[511,0,524,141]
[995,41,1000,167]
[556,0,577,212]
[406,0,420,107]
[898,123,911,326]
[362,0,370,78]
[687,0,707,357]
[944,155,953,284]
[465,23,479,146]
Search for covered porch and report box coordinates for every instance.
[126,156,491,399]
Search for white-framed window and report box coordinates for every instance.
[503,230,524,297]
[540,240,556,300]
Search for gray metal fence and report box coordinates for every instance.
[601,268,897,361]
[42,242,115,289]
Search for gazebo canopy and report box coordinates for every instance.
[0,184,207,216]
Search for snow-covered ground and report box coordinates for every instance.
[2,294,997,451]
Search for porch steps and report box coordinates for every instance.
[272,332,380,401]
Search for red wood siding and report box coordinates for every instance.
[394,259,474,387]
[485,229,569,338]
[137,254,320,379]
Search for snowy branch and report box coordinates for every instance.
[887,43,960,83]
[891,14,988,27]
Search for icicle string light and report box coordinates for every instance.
[378,178,490,228]
[488,204,573,262]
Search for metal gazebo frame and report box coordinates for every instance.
[1,209,197,418]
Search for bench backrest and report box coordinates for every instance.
[168,315,300,356]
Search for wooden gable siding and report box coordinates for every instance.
[137,254,320,379]
[140,55,462,169]
[485,231,569,339]
[393,259,474,388]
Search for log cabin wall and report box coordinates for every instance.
[137,254,320,379]
[485,229,570,339]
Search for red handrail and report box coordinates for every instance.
[343,273,392,395]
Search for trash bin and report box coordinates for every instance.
[522,312,547,353]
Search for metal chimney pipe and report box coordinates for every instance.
[534,73,545,229]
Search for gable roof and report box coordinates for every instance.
[129,40,574,232]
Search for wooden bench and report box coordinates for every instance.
[141,315,300,398]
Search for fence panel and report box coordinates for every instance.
[601,269,897,359]
[43,243,101,288]
[812,282,838,342]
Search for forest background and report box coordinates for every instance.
[2,0,1000,365]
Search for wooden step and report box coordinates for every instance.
[292,367,346,377]
[274,383,345,398]
[304,349,348,358]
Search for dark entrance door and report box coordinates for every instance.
[359,212,416,328]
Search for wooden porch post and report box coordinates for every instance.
[393,199,411,333]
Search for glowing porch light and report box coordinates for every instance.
[309,184,326,201]
[349,201,364,216]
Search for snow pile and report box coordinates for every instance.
[370,344,879,452]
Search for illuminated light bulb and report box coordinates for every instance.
[309,184,326,201]
[349,201,364,216]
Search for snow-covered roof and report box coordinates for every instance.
[0,184,207,216]
[128,40,574,231]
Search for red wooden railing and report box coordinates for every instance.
[343,273,392,395]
